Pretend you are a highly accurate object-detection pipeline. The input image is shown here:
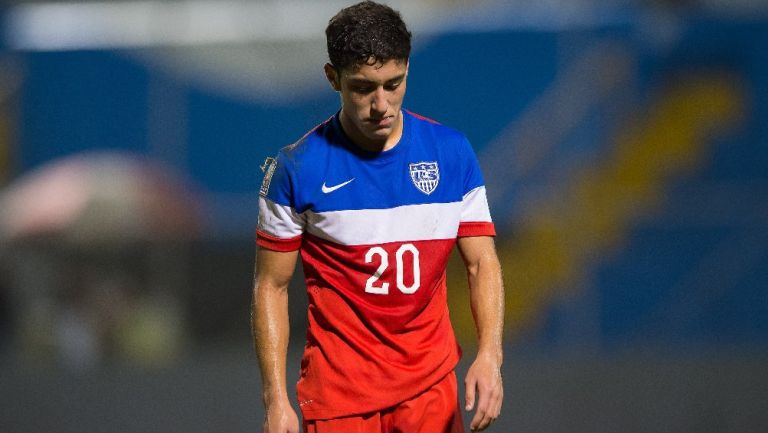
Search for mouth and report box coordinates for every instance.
[367,115,394,128]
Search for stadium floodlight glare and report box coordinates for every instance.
[3,1,354,51]
[3,0,638,52]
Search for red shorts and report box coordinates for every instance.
[303,372,464,433]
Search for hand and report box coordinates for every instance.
[464,354,503,432]
[263,399,300,433]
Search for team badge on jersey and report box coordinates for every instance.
[260,157,277,197]
[409,161,440,195]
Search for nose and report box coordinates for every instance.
[371,87,388,116]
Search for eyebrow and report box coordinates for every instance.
[347,74,406,85]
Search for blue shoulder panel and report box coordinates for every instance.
[269,111,484,213]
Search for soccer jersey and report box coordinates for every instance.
[257,110,495,420]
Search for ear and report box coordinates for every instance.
[324,63,341,91]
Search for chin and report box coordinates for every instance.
[368,130,392,140]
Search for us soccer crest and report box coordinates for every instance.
[409,161,440,195]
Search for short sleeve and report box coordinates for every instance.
[256,153,304,251]
[457,137,495,237]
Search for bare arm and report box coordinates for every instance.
[252,247,300,433]
[456,236,504,432]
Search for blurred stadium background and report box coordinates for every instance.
[1,0,767,432]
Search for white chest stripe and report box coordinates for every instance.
[305,201,463,246]
[258,186,492,246]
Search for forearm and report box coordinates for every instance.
[463,241,505,363]
[252,280,291,405]
[459,237,505,431]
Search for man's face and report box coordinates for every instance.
[325,59,408,150]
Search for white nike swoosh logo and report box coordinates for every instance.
[321,178,355,193]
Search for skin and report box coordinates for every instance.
[457,236,505,432]
[253,57,505,433]
[324,58,408,152]
[252,248,300,433]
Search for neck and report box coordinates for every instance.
[340,110,404,152]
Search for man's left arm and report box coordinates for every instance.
[457,235,504,432]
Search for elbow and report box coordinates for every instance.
[254,280,291,298]
[464,261,481,280]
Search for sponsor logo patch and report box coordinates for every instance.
[409,161,440,195]
[259,157,277,197]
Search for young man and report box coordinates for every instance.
[252,2,504,432]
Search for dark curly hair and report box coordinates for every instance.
[325,1,412,71]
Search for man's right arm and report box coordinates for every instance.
[252,247,300,433]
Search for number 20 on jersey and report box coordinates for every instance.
[364,243,420,295]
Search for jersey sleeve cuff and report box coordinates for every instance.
[256,230,303,251]
[457,221,496,237]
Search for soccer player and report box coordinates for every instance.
[252,2,504,432]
